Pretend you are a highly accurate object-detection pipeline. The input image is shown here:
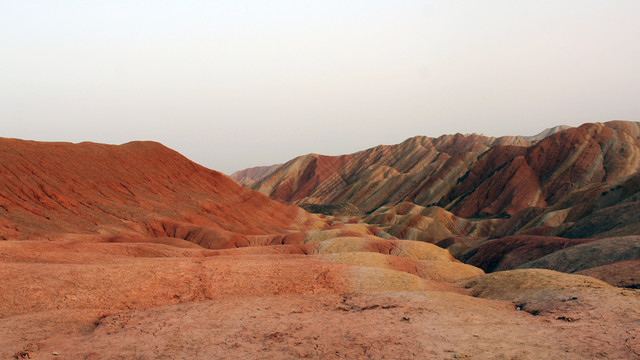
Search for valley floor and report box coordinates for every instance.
[2,239,639,360]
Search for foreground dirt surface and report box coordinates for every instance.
[2,240,639,360]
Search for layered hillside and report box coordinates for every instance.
[2,136,639,358]
[231,163,281,186]
[443,121,640,218]
[249,134,530,212]
[240,121,640,239]
[238,125,570,207]
[0,138,320,246]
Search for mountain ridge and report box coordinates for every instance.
[233,121,640,239]
[230,124,571,185]
[0,137,319,245]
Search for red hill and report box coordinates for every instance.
[0,138,317,246]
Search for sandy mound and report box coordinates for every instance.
[315,236,454,262]
[462,269,611,300]
[461,269,640,326]
[414,260,484,282]
[345,266,433,293]
[365,202,503,243]
[317,252,484,283]
[389,239,454,261]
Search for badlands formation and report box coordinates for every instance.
[2,121,640,359]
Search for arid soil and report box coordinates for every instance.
[2,130,640,359]
[2,240,639,359]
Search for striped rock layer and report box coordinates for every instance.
[242,121,640,239]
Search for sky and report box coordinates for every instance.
[2,1,639,174]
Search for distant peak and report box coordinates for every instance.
[522,125,571,142]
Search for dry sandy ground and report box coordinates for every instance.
[1,240,639,359]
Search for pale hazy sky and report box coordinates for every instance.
[2,1,639,174]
